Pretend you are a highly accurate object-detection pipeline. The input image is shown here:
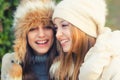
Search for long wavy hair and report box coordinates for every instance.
[21,9,58,80]
[51,24,96,80]
[12,0,57,80]
[22,27,58,80]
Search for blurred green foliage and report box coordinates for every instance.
[0,0,120,78]
[0,0,19,73]
[106,0,120,30]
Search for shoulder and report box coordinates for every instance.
[2,52,15,59]
[1,52,22,80]
[96,29,120,56]
[2,52,15,64]
[79,29,120,80]
[1,52,17,72]
[1,52,16,71]
[1,53,15,79]
[101,55,120,80]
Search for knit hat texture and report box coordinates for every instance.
[52,0,107,37]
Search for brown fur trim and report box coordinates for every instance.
[13,0,55,62]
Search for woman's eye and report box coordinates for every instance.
[29,28,37,31]
[45,26,52,29]
[62,21,69,27]
[62,24,68,27]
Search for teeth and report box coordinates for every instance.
[36,40,47,44]
[60,40,68,44]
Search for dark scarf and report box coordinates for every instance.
[31,54,49,80]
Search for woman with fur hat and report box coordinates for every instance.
[50,0,120,80]
[1,0,58,80]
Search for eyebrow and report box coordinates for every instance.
[53,19,65,25]
[60,20,65,23]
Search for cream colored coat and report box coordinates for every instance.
[50,28,120,80]
[79,28,120,80]
[1,53,22,80]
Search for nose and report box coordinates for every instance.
[38,28,45,38]
[56,28,63,40]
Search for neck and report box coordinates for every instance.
[31,53,48,64]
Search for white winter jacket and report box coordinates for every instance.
[1,53,22,80]
[79,28,120,80]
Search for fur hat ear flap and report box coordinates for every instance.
[14,38,26,62]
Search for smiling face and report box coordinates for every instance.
[54,18,72,52]
[27,24,54,55]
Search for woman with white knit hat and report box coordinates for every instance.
[50,0,120,80]
[1,0,58,80]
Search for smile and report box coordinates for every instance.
[35,40,48,44]
[60,40,68,45]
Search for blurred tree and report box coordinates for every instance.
[0,0,20,77]
[106,0,120,30]
[0,20,2,32]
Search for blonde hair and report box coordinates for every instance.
[51,24,96,80]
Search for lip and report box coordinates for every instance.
[35,40,49,47]
[60,39,68,47]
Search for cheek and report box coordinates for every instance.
[48,31,54,43]
[27,32,35,43]
[66,30,72,39]
[47,30,54,38]
[28,33,32,39]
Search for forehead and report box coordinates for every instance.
[53,18,70,26]
[54,18,64,23]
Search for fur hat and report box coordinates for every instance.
[52,0,107,37]
[13,0,55,62]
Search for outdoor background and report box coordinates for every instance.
[0,0,120,78]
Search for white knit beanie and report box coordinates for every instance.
[52,0,107,37]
